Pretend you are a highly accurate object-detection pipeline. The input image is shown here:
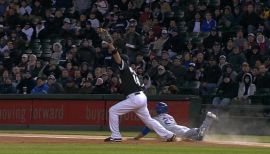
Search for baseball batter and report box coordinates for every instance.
[134,102,218,141]
[103,40,176,142]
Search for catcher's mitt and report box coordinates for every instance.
[97,28,113,43]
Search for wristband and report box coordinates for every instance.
[111,48,118,55]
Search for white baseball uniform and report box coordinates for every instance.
[108,60,174,140]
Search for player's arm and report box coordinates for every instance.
[134,127,150,140]
[107,43,122,65]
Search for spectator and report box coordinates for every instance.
[92,77,110,94]
[188,12,201,33]
[109,75,121,94]
[256,33,270,55]
[47,74,64,94]
[0,0,270,97]
[27,54,37,72]
[77,39,96,66]
[212,75,237,109]
[95,0,109,15]
[31,60,43,78]
[159,85,179,95]
[203,27,221,50]
[51,42,63,64]
[0,77,16,94]
[32,21,47,40]
[205,42,225,61]
[17,54,28,72]
[200,56,222,95]
[218,63,238,86]
[163,28,185,55]
[218,55,228,70]
[159,50,173,70]
[246,45,262,67]
[81,20,101,48]
[73,69,82,86]
[240,3,261,33]
[42,59,62,78]
[79,78,94,94]
[227,47,247,72]
[0,70,10,82]
[12,73,21,90]
[18,0,32,16]
[233,28,247,52]
[236,62,251,83]
[88,12,100,30]
[219,5,234,30]
[64,78,79,93]
[222,38,234,56]
[201,12,217,32]
[255,64,270,90]
[124,19,143,63]
[246,33,256,49]
[169,56,186,85]
[234,73,256,104]
[21,22,33,42]
[5,41,21,66]
[152,29,169,56]
[16,71,35,94]
[151,5,164,24]
[0,0,7,16]
[195,52,206,72]
[183,63,200,89]
[31,76,49,94]
[147,58,159,79]
[182,52,192,69]
[152,65,176,92]
[73,0,93,13]
[139,5,152,24]
[31,0,45,16]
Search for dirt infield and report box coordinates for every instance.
[0,134,269,148]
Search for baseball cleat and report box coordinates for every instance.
[104,137,122,142]
[206,111,218,121]
[166,134,176,142]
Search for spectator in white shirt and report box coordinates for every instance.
[22,22,33,42]
[18,0,32,16]
[88,13,100,29]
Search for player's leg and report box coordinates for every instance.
[172,125,191,137]
[108,98,137,140]
[182,128,200,140]
[134,96,174,140]
[197,111,218,140]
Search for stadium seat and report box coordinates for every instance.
[24,49,33,54]
[208,0,219,7]
[256,88,270,95]
[198,32,210,39]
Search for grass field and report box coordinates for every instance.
[0,130,269,154]
[0,143,269,154]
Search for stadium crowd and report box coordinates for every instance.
[0,0,269,106]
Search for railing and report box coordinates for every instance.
[200,95,270,135]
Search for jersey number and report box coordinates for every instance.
[129,67,142,87]
[163,117,172,125]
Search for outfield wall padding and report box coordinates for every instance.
[0,94,198,129]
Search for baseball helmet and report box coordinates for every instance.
[155,102,168,114]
